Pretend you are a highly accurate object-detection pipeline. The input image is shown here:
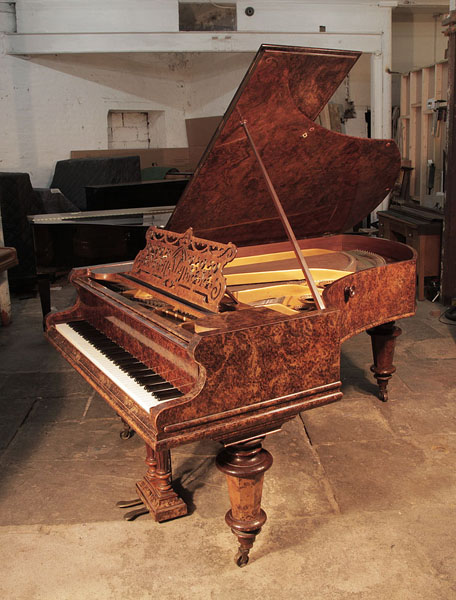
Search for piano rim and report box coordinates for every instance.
[46,323,347,450]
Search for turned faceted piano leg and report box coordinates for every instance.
[367,321,402,402]
[118,445,187,521]
[136,446,188,521]
[216,437,273,567]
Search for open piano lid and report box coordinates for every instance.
[168,45,401,246]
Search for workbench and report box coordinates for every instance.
[377,205,443,300]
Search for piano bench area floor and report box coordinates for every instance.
[1,280,456,600]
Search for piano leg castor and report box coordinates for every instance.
[119,418,134,440]
[216,437,273,567]
[367,321,402,402]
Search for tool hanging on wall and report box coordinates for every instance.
[427,160,435,194]
[343,75,356,120]
[430,100,447,136]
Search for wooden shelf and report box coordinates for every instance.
[400,62,448,202]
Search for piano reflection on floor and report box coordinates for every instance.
[45,43,416,567]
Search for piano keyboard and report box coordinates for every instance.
[55,321,183,412]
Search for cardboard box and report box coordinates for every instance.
[188,146,207,170]
[185,116,222,148]
[71,116,222,172]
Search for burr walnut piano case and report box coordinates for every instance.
[46,45,416,566]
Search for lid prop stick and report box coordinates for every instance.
[239,116,326,310]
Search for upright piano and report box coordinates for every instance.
[45,45,416,566]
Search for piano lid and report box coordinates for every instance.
[168,44,401,246]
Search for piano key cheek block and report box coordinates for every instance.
[45,44,417,567]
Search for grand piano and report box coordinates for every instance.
[45,45,416,566]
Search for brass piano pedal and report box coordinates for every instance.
[123,507,150,521]
[116,498,143,509]
[116,498,150,521]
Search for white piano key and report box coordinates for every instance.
[56,322,166,412]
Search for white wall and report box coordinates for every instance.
[1,1,446,188]
[0,49,375,188]
[0,2,15,32]
[393,9,448,72]
[0,52,189,186]
[392,8,449,105]
[236,1,391,33]
[185,53,253,118]
[16,0,178,33]
[330,52,371,138]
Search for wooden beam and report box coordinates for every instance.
[442,12,456,305]
[5,31,383,56]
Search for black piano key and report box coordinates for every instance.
[91,337,122,346]
[155,389,183,401]
[119,366,144,375]
[127,365,155,374]
[90,337,117,346]
[102,348,131,357]
[74,333,119,351]
[71,322,97,334]
[104,353,135,364]
[134,374,165,385]
[92,338,120,346]
[72,324,117,346]
[112,356,140,365]
[144,381,174,392]
[77,328,105,338]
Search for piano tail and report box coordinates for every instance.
[216,437,273,567]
